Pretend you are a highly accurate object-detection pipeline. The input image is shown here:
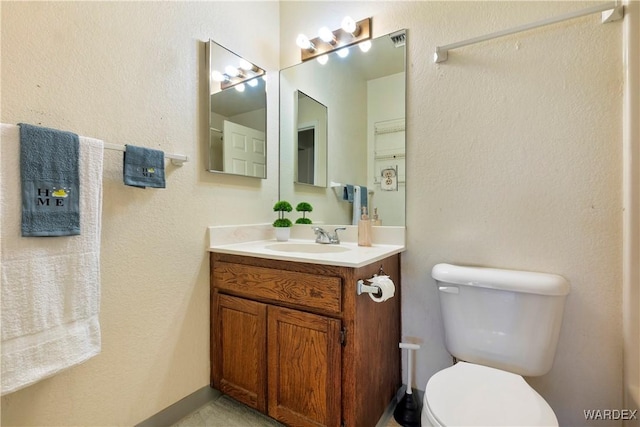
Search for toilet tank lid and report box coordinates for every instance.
[432,263,570,296]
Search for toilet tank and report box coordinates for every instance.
[432,263,570,377]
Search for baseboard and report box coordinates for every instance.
[135,386,221,427]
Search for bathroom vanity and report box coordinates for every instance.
[209,238,402,427]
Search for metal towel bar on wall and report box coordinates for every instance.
[103,142,189,166]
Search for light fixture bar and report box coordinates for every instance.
[220,66,265,90]
[300,17,372,62]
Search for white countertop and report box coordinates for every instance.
[209,238,404,268]
[207,224,406,268]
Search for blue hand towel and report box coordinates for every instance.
[19,123,80,237]
[360,186,368,210]
[123,145,165,188]
[343,184,354,202]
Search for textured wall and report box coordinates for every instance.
[0,2,279,425]
[1,1,625,426]
[281,2,623,426]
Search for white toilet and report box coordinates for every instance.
[422,263,570,427]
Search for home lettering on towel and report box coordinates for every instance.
[36,187,70,207]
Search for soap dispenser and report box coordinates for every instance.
[358,207,372,247]
[372,207,382,226]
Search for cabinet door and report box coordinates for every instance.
[213,293,267,412]
[267,306,342,427]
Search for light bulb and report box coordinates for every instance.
[359,40,372,52]
[224,65,240,77]
[247,79,258,87]
[239,59,253,71]
[317,55,329,65]
[337,47,349,58]
[318,26,336,44]
[296,34,314,51]
[234,83,245,92]
[211,70,226,82]
[341,16,357,34]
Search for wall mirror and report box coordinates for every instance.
[280,30,406,226]
[295,91,328,187]
[207,40,267,178]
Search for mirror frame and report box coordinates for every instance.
[206,39,267,179]
[279,29,407,227]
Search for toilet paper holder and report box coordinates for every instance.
[356,279,382,296]
[356,266,388,296]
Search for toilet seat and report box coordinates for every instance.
[423,362,558,427]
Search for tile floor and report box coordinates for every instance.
[171,393,403,427]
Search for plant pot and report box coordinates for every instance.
[274,227,291,242]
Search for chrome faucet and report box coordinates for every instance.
[313,227,347,244]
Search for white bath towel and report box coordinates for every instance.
[352,185,362,226]
[1,123,103,395]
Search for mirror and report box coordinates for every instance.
[295,91,328,187]
[207,40,267,178]
[279,30,406,226]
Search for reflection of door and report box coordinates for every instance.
[223,120,266,178]
[297,126,315,184]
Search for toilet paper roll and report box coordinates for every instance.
[368,275,395,302]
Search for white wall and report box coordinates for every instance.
[622,0,640,421]
[0,2,279,425]
[367,72,406,226]
[281,2,624,426]
[0,1,628,426]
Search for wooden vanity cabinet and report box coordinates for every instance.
[210,252,401,427]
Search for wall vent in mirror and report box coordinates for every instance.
[207,40,267,179]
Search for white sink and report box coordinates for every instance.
[265,242,350,254]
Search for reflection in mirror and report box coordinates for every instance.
[295,91,327,187]
[280,30,406,226]
[207,40,267,178]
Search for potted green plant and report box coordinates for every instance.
[273,200,293,241]
[295,202,313,224]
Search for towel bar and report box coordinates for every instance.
[104,142,188,166]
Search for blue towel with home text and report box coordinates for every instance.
[19,123,80,237]
[123,145,165,188]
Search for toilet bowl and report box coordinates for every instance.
[423,263,570,427]
[421,362,558,427]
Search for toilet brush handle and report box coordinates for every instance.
[399,343,420,350]
[399,342,421,395]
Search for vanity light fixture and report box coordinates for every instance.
[341,16,361,36]
[238,58,260,73]
[296,34,316,52]
[215,60,265,91]
[224,65,241,77]
[211,70,228,82]
[297,16,371,62]
[318,26,337,45]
